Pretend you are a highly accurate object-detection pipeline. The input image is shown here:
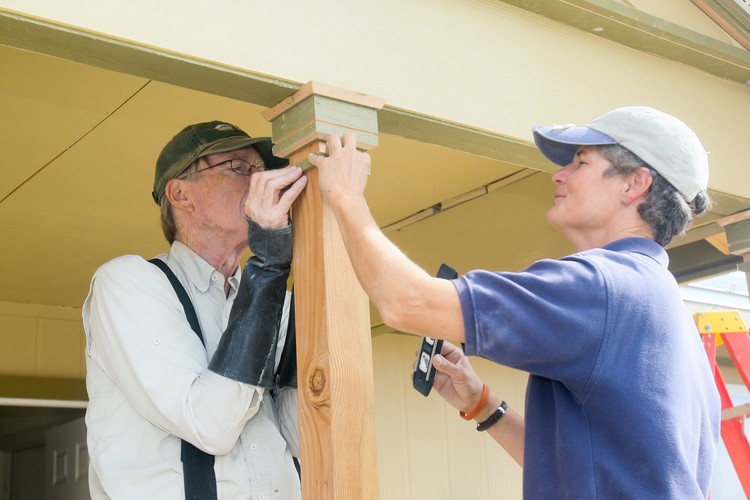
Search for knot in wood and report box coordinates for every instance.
[309,367,326,396]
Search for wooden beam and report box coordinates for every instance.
[706,233,731,255]
[690,0,750,51]
[0,375,87,402]
[263,82,384,500]
[719,212,750,256]
[497,0,750,83]
[723,402,750,421]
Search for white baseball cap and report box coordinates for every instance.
[532,106,709,201]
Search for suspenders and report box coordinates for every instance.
[149,258,217,500]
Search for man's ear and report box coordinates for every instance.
[164,178,194,213]
[623,167,653,205]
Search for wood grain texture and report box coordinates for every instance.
[289,143,379,500]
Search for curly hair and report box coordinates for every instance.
[598,144,711,247]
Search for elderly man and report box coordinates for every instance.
[83,121,307,499]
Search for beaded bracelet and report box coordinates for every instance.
[476,401,508,432]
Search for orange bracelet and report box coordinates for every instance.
[460,384,489,421]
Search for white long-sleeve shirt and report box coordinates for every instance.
[83,241,300,499]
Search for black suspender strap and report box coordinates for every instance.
[149,258,217,500]
[150,258,205,344]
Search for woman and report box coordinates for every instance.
[310,106,720,498]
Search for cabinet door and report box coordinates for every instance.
[44,417,90,500]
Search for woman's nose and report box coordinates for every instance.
[552,164,571,185]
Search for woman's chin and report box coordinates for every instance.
[545,206,559,226]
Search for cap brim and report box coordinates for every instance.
[201,136,289,169]
[533,126,617,167]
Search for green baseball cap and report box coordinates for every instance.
[152,120,289,204]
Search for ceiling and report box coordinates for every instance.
[0,42,549,311]
[2,42,749,317]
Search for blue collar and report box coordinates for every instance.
[602,237,668,268]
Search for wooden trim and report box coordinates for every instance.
[716,209,750,227]
[0,375,87,401]
[263,81,385,121]
[0,301,81,320]
[690,0,750,51]
[0,9,298,108]
[498,0,750,83]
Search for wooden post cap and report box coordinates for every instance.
[262,81,385,168]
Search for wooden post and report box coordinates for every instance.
[263,82,385,499]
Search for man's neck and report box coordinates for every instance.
[176,235,246,282]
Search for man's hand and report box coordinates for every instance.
[308,132,371,208]
[432,341,486,414]
[244,165,307,229]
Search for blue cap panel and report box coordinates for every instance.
[533,126,617,167]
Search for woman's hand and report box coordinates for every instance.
[431,341,486,414]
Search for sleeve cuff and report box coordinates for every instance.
[248,220,293,266]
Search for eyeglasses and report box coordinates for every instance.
[195,158,266,176]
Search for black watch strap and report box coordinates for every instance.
[476,401,508,432]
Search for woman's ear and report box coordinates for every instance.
[164,178,194,213]
[623,167,653,205]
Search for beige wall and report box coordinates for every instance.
[0,302,85,379]
[373,333,527,499]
